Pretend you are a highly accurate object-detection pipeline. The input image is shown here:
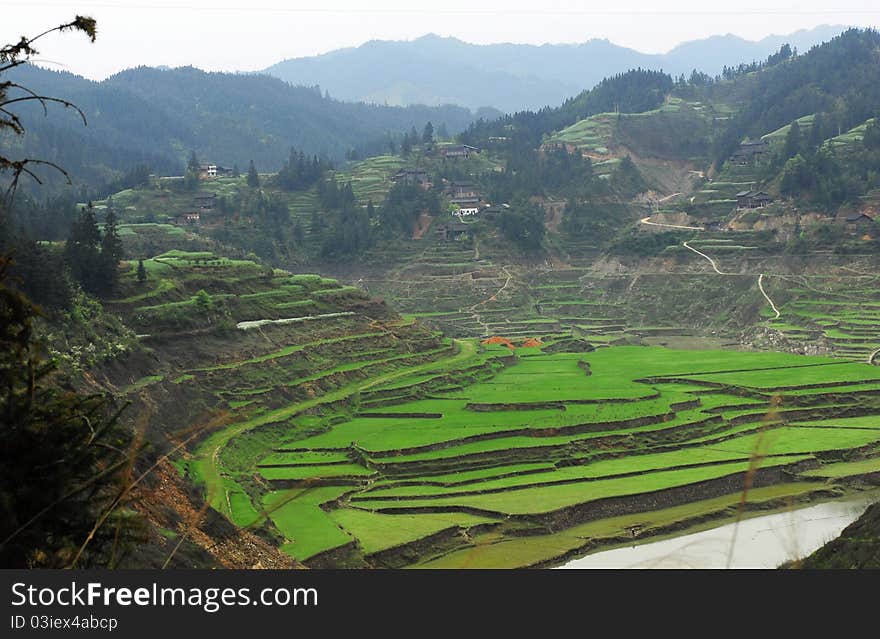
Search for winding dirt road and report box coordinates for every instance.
[758,274,781,320]
[639,217,703,231]
[682,240,729,275]
[463,265,514,336]
[641,217,782,321]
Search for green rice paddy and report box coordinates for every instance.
[198,340,880,567]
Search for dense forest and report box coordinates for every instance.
[461,69,675,149]
[3,64,492,194]
[703,28,880,167]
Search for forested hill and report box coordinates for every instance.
[461,69,675,149]
[463,28,880,159]
[703,28,880,165]
[263,26,847,112]
[5,65,491,193]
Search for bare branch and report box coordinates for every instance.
[0,95,88,126]
[3,81,53,117]
[0,106,25,134]
[1,158,73,200]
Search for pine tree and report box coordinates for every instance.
[246,160,260,187]
[232,163,240,178]
[64,203,101,294]
[784,120,803,160]
[422,121,434,144]
[99,207,124,295]
[810,112,825,147]
[136,259,147,283]
[187,150,200,172]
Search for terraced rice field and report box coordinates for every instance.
[762,275,880,362]
[201,340,880,567]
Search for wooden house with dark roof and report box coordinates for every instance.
[730,138,768,165]
[390,168,428,186]
[482,204,510,220]
[441,145,480,159]
[435,220,471,241]
[844,213,876,236]
[450,195,480,207]
[735,190,773,209]
[450,182,479,198]
[193,192,217,210]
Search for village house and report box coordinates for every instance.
[441,144,481,159]
[843,213,876,236]
[454,206,480,217]
[450,181,479,198]
[173,211,201,225]
[435,220,471,241]
[735,190,773,209]
[450,196,481,213]
[482,204,510,220]
[198,164,217,179]
[194,192,217,210]
[730,138,768,165]
[390,168,429,187]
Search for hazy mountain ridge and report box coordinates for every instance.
[264,25,849,112]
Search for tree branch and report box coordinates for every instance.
[0,95,88,126]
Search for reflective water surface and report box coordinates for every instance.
[560,495,878,569]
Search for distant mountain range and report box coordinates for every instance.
[263,25,850,113]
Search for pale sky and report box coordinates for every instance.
[1,0,878,80]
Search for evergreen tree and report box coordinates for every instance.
[401,133,412,155]
[810,112,826,147]
[784,120,803,160]
[187,150,200,172]
[136,259,147,283]
[246,160,260,187]
[292,220,305,244]
[422,121,434,144]
[864,119,880,150]
[99,207,124,296]
[437,122,449,140]
[232,163,240,178]
[64,204,101,294]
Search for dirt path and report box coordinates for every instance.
[411,212,433,240]
[758,274,781,320]
[639,216,703,231]
[643,219,783,321]
[461,265,513,337]
[682,241,729,275]
[465,265,513,313]
[236,311,355,330]
[869,347,880,366]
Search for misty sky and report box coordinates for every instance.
[1,0,878,80]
